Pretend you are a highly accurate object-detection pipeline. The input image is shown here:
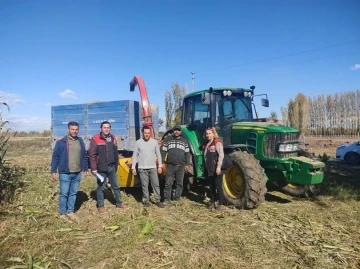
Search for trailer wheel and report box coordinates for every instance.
[222,151,267,209]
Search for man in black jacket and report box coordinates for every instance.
[161,125,190,205]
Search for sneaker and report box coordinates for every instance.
[143,202,150,208]
[66,213,80,222]
[216,205,225,211]
[156,202,164,208]
[208,203,215,210]
[98,207,107,214]
[116,204,127,209]
[59,214,72,223]
[162,200,171,206]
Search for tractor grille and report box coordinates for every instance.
[263,132,299,158]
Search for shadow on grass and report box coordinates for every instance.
[75,191,89,211]
[318,160,360,200]
[183,185,208,205]
[264,192,292,204]
[90,188,122,206]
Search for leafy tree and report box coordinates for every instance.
[268,111,278,122]
[287,93,310,134]
[280,106,289,126]
[165,83,187,129]
[158,118,164,129]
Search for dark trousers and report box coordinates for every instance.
[208,174,224,205]
[164,164,185,201]
[97,165,122,207]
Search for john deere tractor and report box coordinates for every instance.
[170,86,324,209]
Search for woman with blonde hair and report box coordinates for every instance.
[202,127,225,211]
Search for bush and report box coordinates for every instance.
[0,163,25,203]
[318,153,330,163]
[0,105,26,204]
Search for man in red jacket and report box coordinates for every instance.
[88,121,126,214]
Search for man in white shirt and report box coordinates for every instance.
[131,126,164,208]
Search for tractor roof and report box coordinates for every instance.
[184,87,253,98]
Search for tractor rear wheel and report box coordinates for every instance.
[222,151,267,209]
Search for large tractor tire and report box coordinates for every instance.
[222,151,267,209]
[183,153,199,193]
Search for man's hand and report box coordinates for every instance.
[83,171,89,177]
[91,170,97,176]
[51,173,58,181]
[185,165,190,172]
[216,167,221,175]
[131,168,137,176]
[157,167,162,174]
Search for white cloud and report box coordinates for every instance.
[350,64,360,70]
[3,114,50,131]
[58,89,77,99]
[0,91,26,107]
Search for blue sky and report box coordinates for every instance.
[0,0,359,132]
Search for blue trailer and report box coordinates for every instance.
[51,100,159,152]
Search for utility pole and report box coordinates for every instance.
[191,72,195,92]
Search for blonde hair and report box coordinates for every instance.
[204,127,219,140]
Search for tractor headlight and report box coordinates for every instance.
[244,92,252,97]
[277,143,299,153]
[223,90,232,96]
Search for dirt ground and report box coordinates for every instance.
[0,137,359,269]
[304,136,357,158]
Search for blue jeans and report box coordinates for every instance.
[96,165,122,208]
[59,172,82,215]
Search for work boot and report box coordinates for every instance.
[156,202,164,208]
[98,207,107,214]
[216,205,225,211]
[208,203,215,210]
[143,202,150,208]
[66,213,80,223]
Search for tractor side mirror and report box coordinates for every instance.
[261,98,269,107]
[201,92,210,105]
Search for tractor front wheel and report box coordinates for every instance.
[281,184,318,197]
[222,151,267,209]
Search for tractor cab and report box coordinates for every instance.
[181,87,269,148]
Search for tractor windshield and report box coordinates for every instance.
[215,93,253,125]
[182,91,253,128]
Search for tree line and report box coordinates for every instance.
[281,90,360,136]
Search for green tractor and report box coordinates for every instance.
[166,86,324,209]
